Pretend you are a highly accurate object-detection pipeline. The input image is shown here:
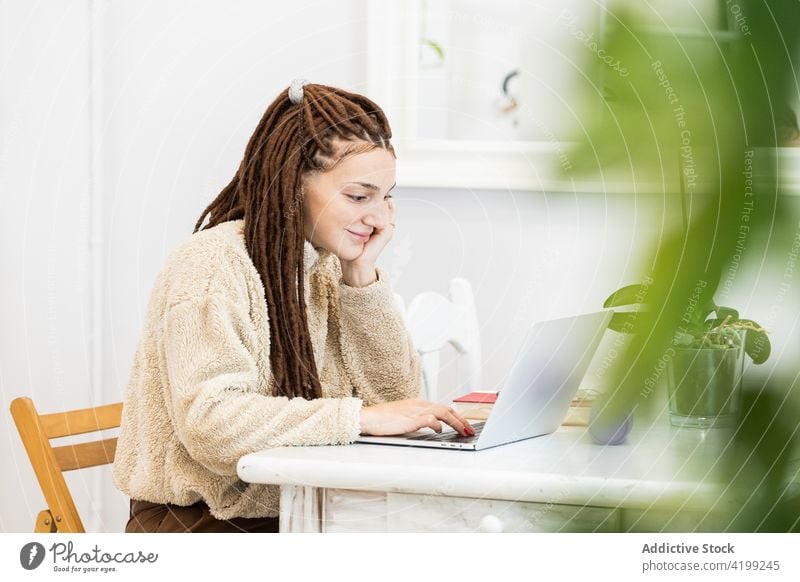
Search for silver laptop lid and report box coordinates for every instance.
[475,310,612,450]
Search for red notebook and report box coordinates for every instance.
[452,391,499,404]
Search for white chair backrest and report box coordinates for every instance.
[396,278,481,403]
[393,293,407,319]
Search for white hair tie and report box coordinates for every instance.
[288,78,310,105]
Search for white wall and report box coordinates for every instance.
[2,0,798,533]
[0,0,95,533]
[1,0,373,534]
[389,188,674,399]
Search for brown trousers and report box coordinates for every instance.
[126,499,280,533]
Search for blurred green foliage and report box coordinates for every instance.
[561,0,799,532]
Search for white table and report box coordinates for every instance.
[237,421,740,532]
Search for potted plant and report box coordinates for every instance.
[603,285,770,428]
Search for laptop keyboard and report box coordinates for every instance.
[406,421,486,443]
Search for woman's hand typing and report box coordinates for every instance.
[359,398,476,437]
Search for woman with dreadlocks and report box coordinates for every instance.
[113,81,475,533]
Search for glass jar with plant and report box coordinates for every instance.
[603,287,770,428]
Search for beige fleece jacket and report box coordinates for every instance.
[112,219,421,519]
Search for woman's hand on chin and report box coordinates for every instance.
[339,198,396,287]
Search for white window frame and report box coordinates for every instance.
[365,0,800,195]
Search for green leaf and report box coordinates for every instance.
[715,306,740,321]
[739,320,771,365]
[607,311,642,333]
[673,331,695,346]
[745,332,771,364]
[698,299,718,323]
[422,39,445,63]
[603,284,646,308]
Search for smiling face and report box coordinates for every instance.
[302,144,397,261]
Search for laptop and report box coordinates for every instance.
[355,310,612,451]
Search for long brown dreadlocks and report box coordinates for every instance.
[194,83,395,400]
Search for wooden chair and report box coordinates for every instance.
[394,278,482,403]
[10,396,123,533]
